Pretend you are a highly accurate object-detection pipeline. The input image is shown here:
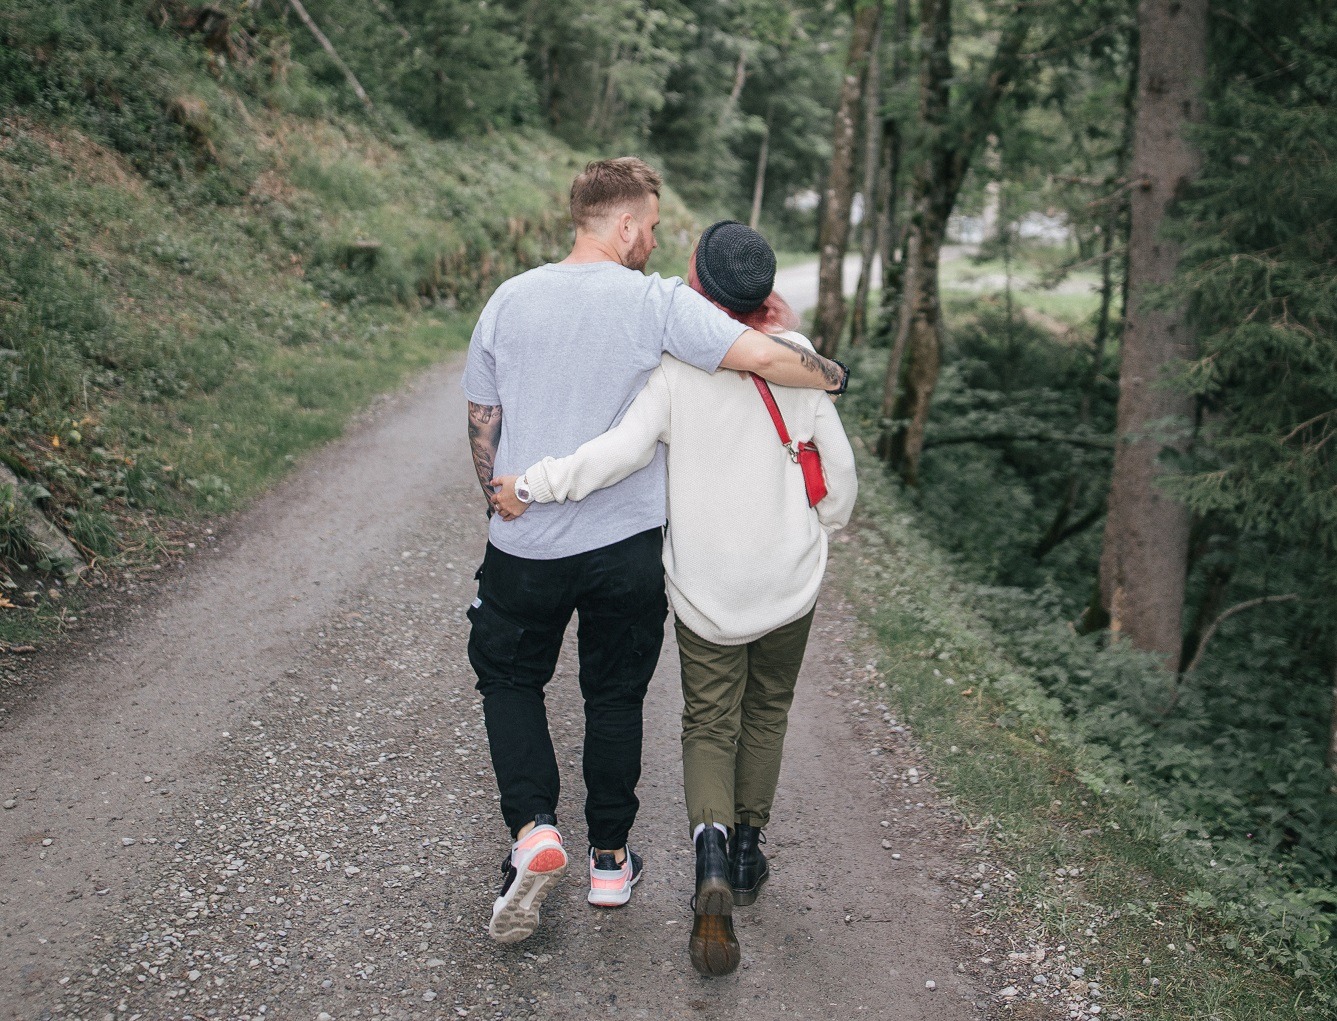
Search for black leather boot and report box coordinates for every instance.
[728,823,769,906]
[689,827,740,976]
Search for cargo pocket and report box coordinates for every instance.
[467,599,525,689]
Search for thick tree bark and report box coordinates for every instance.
[877,0,1034,479]
[849,15,884,347]
[1096,0,1207,672]
[872,0,910,348]
[813,2,883,358]
[1329,650,1337,782]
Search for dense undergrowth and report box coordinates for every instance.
[841,290,1337,1015]
[0,1,695,641]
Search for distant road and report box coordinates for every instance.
[774,254,875,315]
[775,244,1091,315]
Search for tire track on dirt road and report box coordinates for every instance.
[0,355,1001,1020]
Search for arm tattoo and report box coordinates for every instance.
[467,401,502,511]
[766,333,845,390]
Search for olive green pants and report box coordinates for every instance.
[675,607,816,833]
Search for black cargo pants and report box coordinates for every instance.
[467,528,667,850]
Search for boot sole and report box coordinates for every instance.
[730,867,769,907]
[689,876,740,976]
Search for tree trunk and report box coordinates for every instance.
[872,0,910,347]
[0,465,86,579]
[749,109,772,231]
[1096,0,1207,672]
[812,1,883,358]
[1328,648,1337,782]
[720,47,749,130]
[849,14,885,347]
[876,193,948,479]
[287,0,374,112]
[877,0,1034,480]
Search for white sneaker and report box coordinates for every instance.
[587,846,643,907]
[488,823,568,943]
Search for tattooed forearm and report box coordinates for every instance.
[766,333,845,390]
[467,401,503,511]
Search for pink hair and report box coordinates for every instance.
[687,243,800,334]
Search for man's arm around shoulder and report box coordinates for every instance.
[719,330,847,392]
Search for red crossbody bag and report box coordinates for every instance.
[750,374,828,507]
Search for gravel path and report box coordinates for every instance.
[0,357,1020,1021]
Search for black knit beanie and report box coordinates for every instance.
[694,220,776,314]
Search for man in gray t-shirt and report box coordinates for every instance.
[463,157,845,944]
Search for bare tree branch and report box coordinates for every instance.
[922,431,1115,451]
[287,0,375,112]
[1182,593,1300,676]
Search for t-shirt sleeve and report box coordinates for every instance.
[461,301,501,405]
[660,279,747,373]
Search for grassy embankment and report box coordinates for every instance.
[0,47,696,647]
[836,343,1334,1018]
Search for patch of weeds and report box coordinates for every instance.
[0,485,40,565]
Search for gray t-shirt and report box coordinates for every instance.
[462,262,745,560]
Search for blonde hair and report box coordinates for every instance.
[569,157,662,231]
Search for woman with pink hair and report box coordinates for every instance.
[492,221,857,977]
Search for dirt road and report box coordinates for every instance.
[0,357,998,1021]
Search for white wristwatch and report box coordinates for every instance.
[514,473,535,505]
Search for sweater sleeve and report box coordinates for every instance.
[526,366,672,504]
[812,397,857,533]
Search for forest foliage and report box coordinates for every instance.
[1,0,1335,1008]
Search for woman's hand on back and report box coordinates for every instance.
[489,475,530,521]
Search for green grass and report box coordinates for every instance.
[835,458,1333,1019]
[0,58,699,645]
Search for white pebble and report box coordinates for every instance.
[925,980,936,991]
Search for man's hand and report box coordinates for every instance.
[468,401,502,516]
[489,475,531,521]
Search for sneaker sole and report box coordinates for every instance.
[489,848,568,943]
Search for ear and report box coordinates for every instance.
[618,211,637,241]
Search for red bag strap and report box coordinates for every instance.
[750,372,794,451]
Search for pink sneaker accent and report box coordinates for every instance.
[587,846,643,907]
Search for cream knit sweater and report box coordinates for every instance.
[525,331,858,645]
